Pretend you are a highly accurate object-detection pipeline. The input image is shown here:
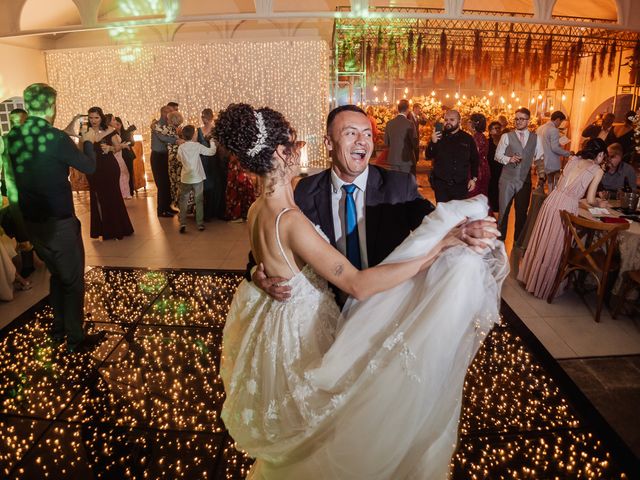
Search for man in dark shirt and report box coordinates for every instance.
[600,142,638,193]
[7,83,101,353]
[426,109,479,202]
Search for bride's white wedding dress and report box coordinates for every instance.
[221,196,509,479]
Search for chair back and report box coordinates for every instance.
[559,210,629,275]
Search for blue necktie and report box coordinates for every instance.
[342,184,361,269]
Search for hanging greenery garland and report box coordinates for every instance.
[530,49,540,85]
[503,35,511,79]
[449,41,456,71]
[608,41,617,77]
[590,53,598,81]
[598,44,608,78]
[473,30,482,72]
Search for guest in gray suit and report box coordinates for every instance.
[494,108,544,240]
[537,111,571,191]
[382,99,418,175]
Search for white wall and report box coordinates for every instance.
[0,41,47,100]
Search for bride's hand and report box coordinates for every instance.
[253,263,291,302]
[456,216,500,253]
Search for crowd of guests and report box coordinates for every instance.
[150,103,256,231]
[371,99,639,303]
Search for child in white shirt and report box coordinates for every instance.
[176,125,216,232]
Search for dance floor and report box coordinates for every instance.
[0,267,637,479]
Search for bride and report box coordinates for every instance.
[216,103,508,479]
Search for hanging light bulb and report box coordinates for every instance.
[430,90,436,96]
[373,84,378,92]
[581,94,586,102]
[515,97,520,102]
[537,94,543,100]
[511,91,516,98]
[445,93,450,99]
[500,96,505,104]
[462,94,467,99]
[375,96,379,102]
[562,93,567,101]
[530,98,535,104]
[454,92,460,99]
[404,87,409,94]
[457,100,462,106]
[383,93,388,102]
[488,90,494,96]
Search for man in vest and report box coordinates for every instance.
[494,108,544,240]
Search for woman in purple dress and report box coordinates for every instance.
[468,113,490,199]
[81,107,134,240]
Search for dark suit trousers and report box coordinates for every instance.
[26,217,86,347]
[151,151,171,214]
[498,178,532,241]
[433,178,468,203]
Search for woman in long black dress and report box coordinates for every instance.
[81,107,134,240]
[487,120,503,213]
[197,108,227,220]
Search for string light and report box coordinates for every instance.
[45,41,330,168]
[0,267,631,478]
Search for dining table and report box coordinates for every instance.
[578,199,640,297]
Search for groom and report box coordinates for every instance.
[253,105,497,301]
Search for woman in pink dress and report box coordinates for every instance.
[518,138,606,299]
[468,113,490,198]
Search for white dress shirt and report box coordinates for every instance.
[494,129,544,165]
[177,140,216,184]
[330,166,369,269]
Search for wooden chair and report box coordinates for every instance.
[547,210,630,322]
[612,270,640,319]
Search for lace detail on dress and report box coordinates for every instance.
[220,196,509,480]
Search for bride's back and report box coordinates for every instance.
[248,201,305,279]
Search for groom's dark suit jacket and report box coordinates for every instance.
[294,165,434,267]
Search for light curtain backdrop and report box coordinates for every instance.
[45,40,331,168]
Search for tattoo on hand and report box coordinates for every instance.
[333,263,344,277]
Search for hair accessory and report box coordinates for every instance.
[247,111,268,157]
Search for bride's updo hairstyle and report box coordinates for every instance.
[213,103,296,175]
[577,138,606,160]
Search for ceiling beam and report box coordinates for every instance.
[1,9,637,40]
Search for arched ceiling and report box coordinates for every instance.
[0,0,636,42]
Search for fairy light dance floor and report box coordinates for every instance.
[0,267,636,479]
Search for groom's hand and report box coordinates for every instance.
[252,263,291,301]
[457,216,501,253]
